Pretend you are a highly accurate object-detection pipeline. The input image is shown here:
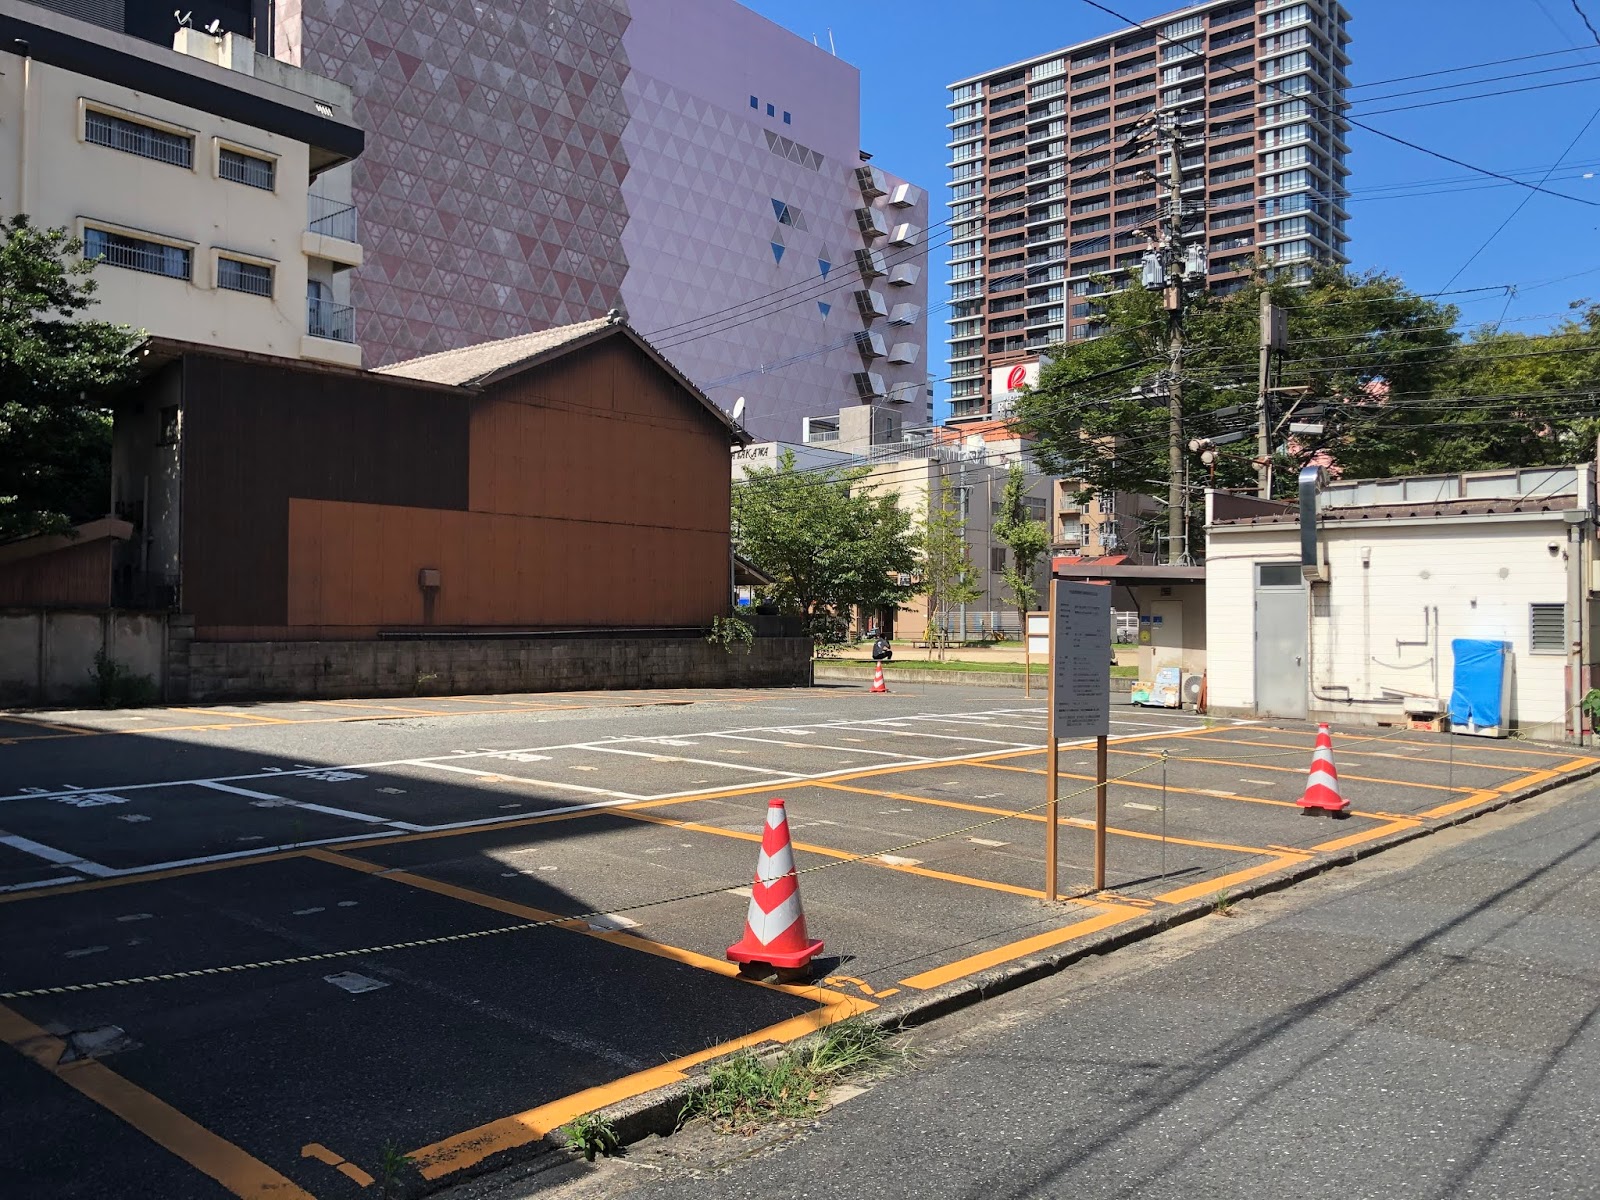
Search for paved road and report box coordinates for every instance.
[1,683,1593,1198]
[531,778,1600,1200]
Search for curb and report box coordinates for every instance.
[814,665,1135,694]
[425,752,1600,1194]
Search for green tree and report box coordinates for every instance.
[992,461,1049,635]
[1,216,141,541]
[1010,267,1461,514]
[732,450,917,649]
[917,476,982,661]
[1383,301,1600,475]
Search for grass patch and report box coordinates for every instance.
[679,1020,900,1135]
[560,1112,620,1162]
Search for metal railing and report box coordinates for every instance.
[308,194,359,242]
[85,229,192,281]
[307,296,356,342]
[85,110,193,168]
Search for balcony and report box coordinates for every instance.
[856,165,888,199]
[303,194,362,269]
[303,296,360,367]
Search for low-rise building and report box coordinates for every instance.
[1205,465,1598,741]
[0,0,365,365]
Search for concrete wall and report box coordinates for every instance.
[0,609,167,706]
[0,14,359,364]
[1207,517,1583,736]
[183,637,814,702]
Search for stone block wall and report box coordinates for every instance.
[181,636,813,702]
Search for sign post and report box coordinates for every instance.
[1044,578,1112,899]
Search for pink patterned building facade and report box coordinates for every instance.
[271,0,929,441]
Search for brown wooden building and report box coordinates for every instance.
[111,316,747,639]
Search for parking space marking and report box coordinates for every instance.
[0,1003,316,1199]
[410,758,649,798]
[0,833,115,877]
[581,744,810,777]
[617,809,1048,899]
[705,732,929,760]
[1114,746,1474,794]
[195,780,420,830]
[1194,734,1539,773]
[1151,849,1310,905]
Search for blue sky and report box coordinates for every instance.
[744,0,1600,413]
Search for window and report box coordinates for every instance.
[750,95,758,108]
[1257,564,1301,588]
[766,103,775,117]
[84,227,191,280]
[1530,603,1566,654]
[783,111,791,124]
[84,108,193,168]
[157,405,179,446]
[991,547,1008,573]
[218,256,273,297]
[218,147,275,190]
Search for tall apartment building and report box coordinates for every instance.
[945,0,1351,422]
[31,0,929,442]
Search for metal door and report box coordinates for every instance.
[1254,568,1307,718]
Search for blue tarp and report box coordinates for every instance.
[1449,639,1509,729]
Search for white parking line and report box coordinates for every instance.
[0,833,115,877]
[704,733,929,760]
[413,759,648,799]
[196,781,420,829]
[580,744,808,777]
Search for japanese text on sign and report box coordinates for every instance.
[1052,581,1110,740]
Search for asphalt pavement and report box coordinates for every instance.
[516,778,1600,1200]
[2,682,1595,1198]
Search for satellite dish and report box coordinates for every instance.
[174,9,194,27]
[203,18,223,34]
[732,396,746,423]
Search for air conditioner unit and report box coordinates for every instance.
[854,289,888,320]
[851,370,887,399]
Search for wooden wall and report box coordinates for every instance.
[179,335,732,635]
[0,540,113,607]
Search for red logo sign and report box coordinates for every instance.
[1006,365,1028,390]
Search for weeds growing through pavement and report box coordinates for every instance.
[376,1143,414,1198]
[678,1020,901,1134]
[1211,890,1237,918]
[561,1113,621,1162]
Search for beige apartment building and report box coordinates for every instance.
[0,1,365,365]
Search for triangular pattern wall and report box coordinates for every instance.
[286,0,634,366]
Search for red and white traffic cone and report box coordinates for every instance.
[870,662,889,694]
[1297,723,1350,817]
[727,798,823,977]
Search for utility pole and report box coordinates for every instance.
[1258,293,1286,499]
[1164,117,1186,565]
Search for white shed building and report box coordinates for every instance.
[1204,465,1597,742]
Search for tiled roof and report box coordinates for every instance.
[374,316,615,386]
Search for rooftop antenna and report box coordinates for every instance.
[827,28,835,56]
[174,9,193,27]
[202,17,223,35]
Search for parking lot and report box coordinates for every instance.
[2,683,1595,1197]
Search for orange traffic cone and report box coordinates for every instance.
[870,662,889,694]
[1297,723,1350,816]
[728,799,823,973]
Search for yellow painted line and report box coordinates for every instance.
[304,849,842,1007]
[171,707,293,725]
[1310,817,1419,853]
[1243,727,1581,758]
[0,717,99,736]
[1110,748,1474,794]
[899,903,1145,990]
[617,809,1051,898]
[0,1003,315,1198]
[1152,853,1305,905]
[974,758,1311,812]
[311,699,462,717]
[406,991,868,1180]
[1192,734,1532,773]
[815,779,1285,857]
[0,848,315,905]
[1557,755,1600,773]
